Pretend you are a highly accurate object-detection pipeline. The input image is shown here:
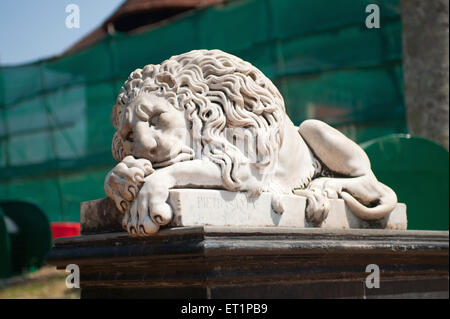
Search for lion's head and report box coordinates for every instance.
[111,49,286,192]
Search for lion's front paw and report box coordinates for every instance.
[123,199,160,236]
[123,176,173,236]
[293,188,330,225]
[104,155,154,213]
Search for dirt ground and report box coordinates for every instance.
[0,265,80,299]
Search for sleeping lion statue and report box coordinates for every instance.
[104,49,397,236]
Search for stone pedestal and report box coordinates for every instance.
[80,189,407,234]
[47,226,449,299]
[46,189,446,298]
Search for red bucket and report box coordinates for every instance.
[50,222,80,239]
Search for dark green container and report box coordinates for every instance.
[0,207,12,278]
[361,134,449,230]
[0,201,52,277]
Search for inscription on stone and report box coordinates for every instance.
[197,195,257,213]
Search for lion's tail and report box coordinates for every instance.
[340,183,397,221]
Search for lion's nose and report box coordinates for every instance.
[142,135,157,154]
[131,135,157,159]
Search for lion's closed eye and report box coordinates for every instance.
[149,115,160,126]
[149,112,168,126]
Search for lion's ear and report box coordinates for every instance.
[156,72,177,89]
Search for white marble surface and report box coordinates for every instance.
[168,189,407,230]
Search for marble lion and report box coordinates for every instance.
[104,49,397,236]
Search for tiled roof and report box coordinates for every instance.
[63,0,223,55]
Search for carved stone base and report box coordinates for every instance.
[80,189,407,235]
[46,226,449,299]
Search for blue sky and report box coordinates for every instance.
[0,0,124,66]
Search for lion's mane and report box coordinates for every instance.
[111,49,286,192]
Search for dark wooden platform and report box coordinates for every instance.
[46,227,449,299]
